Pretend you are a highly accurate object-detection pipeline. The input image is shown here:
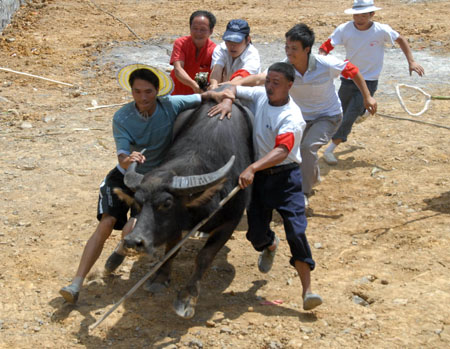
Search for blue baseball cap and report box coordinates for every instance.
[222,19,250,43]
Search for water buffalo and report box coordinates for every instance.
[121,100,253,318]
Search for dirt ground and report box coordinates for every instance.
[0,0,449,348]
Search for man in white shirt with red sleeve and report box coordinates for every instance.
[210,62,322,311]
[225,23,377,206]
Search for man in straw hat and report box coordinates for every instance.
[320,0,425,165]
[60,65,227,304]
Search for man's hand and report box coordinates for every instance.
[208,99,233,120]
[409,61,425,77]
[239,165,256,189]
[119,151,145,170]
[364,96,377,115]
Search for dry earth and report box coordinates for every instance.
[0,0,449,348]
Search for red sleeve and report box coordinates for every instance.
[230,69,251,80]
[170,37,186,65]
[341,61,359,79]
[275,132,294,152]
[319,38,334,54]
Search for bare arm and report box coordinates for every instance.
[352,71,377,114]
[208,64,224,90]
[239,146,289,189]
[395,35,425,76]
[172,61,201,93]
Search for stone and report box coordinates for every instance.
[220,326,232,334]
[20,122,33,129]
[300,326,313,334]
[314,242,323,249]
[205,320,215,328]
[187,338,203,348]
[353,295,369,307]
[393,298,408,305]
[287,338,303,348]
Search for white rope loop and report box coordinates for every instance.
[395,83,432,117]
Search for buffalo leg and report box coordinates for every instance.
[144,233,182,293]
[173,219,238,318]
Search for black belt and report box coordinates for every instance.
[259,162,298,175]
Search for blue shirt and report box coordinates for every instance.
[113,94,201,174]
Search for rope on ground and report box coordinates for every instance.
[395,84,450,117]
[377,113,450,130]
[0,67,74,87]
[88,0,143,41]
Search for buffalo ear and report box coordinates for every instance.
[113,188,141,211]
[185,178,226,208]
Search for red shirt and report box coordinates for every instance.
[170,36,216,95]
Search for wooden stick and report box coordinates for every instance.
[0,67,74,87]
[89,185,241,331]
[86,102,128,111]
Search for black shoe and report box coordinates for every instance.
[104,252,125,274]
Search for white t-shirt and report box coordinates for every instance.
[286,54,347,120]
[330,21,399,80]
[236,86,305,165]
[211,42,261,81]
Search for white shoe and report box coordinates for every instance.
[323,152,338,165]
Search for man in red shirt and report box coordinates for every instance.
[170,11,216,95]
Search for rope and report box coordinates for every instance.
[395,84,450,117]
[377,113,450,130]
[88,0,143,41]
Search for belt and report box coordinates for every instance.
[259,162,298,175]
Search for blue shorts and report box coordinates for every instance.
[332,78,378,142]
[246,165,315,270]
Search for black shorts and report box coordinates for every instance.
[97,167,138,230]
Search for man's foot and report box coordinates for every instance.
[59,285,79,304]
[323,152,338,165]
[104,251,125,274]
[258,235,279,273]
[303,293,323,311]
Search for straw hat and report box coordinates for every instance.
[344,0,382,14]
[117,64,174,96]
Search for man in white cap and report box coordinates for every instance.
[320,0,425,165]
[209,19,261,89]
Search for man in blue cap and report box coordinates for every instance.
[209,19,261,89]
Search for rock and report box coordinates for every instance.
[247,306,254,312]
[393,298,408,305]
[314,242,323,249]
[353,295,369,307]
[205,320,215,328]
[0,320,3,329]
[6,38,15,43]
[33,326,41,332]
[163,345,177,349]
[286,278,293,285]
[43,115,55,123]
[20,122,33,129]
[267,340,283,349]
[287,338,303,348]
[220,326,232,334]
[381,279,389,285]
[187,338,203,348]
[300,326,313,334]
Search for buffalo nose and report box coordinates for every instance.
[124,235,145,250]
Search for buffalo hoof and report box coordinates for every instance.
[143,278,170,294]
[173,294,197,319]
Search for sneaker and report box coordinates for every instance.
[323,152,338,166]
[258,235,279,273]
[303,293,323,311]
[59,285,79,304]
[104,251,125,274]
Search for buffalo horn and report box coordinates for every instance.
[170,155,235,194]
[124,162,144,190]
